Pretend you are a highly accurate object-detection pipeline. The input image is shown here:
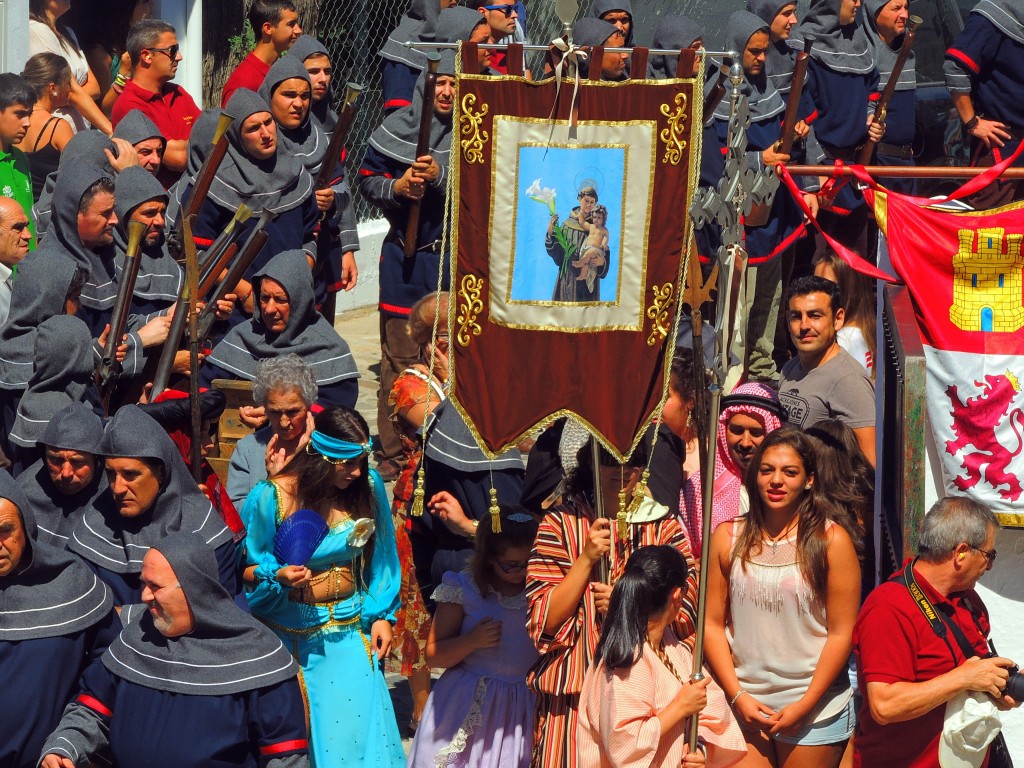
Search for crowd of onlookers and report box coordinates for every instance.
[0,0,1021,766]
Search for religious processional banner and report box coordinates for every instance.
[780,162,1024,525]
[448,53,703,459]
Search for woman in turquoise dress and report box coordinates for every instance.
[242,406,405,767]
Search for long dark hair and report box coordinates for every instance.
[29,0,75,53]
[804,419,869,556]
[285,406,373,522]
[594,546,689,670]
[469,505,539,596]
[735,428,838,604]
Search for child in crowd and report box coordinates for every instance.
[408,505,540,768]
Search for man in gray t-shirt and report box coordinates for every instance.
[778,275,876,465]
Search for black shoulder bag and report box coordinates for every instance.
[892,560,1014,768]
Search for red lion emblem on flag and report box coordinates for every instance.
[945,371,1024,501]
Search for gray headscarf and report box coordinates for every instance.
[204,249,359,386]
[15,403,106,549]
[112,109,165,148]
[747,0,802,95]
[0,470,113,641]
[33,130,115,237]
[288,34,337,134]
[102,532,297,695]
[113,166,182,307]
[861,0,915,91]
[572,18,622,79]
[792,0,875,74]
[424,401,524,473]
[0,250,78,391]
[48,164,119,312]
[587,0,635,47]
[379,0,438,70]
[971,0,1024,44]
[714,11,786,120]
[190,89,312,219]
[647,15,704,79]
[9,315,94,449]
[368,50,456,167]
[69,405,233,574]
[436,7,488,45]
[258,57,326,176]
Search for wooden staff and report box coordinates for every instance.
[777,43,812,156]
[590,437,610,584]
[97,220,147,415]
[856,15,922,165]
[182,216,203,482]
[197,203,251,277]
[703,63,731,120]
[171,112,234,259]
[403,53,441,259]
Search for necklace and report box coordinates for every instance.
[763,516,798,551]
[648,639,688,686]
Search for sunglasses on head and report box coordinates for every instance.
[483,3,516,17]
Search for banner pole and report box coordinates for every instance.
[591,436,610,584]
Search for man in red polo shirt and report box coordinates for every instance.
[221,0,302,107]
[854,496,1019,768]
[111,19,200,188]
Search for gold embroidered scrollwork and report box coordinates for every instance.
[457,275,485,347]
[646,283,674,346]
[460,94,489,164]
[659,93,688,166]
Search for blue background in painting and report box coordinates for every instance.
[511,145,625,303]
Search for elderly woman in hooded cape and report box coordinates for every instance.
[0,470,117,768]
[200,248,360,410]
[40,532,309,768]
[168,88,317,325]
[8,315,96,475]
[15,402,107,549]
[67,405,238,607]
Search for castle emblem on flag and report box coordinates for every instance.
[949,227,1024,332]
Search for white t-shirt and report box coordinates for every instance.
[837,325,873,374]
[28,20,91,132]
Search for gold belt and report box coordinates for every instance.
[290,563,355,604]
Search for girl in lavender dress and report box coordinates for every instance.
[408,506,540,768]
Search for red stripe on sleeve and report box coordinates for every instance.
[383,99,411,110]
[193,236,215,247]
[260,739,308,755]
[77,694,113,717]
[945,47,980,75]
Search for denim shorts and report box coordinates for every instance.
[772,695,857,746]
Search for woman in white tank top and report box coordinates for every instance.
[703,427,862,768]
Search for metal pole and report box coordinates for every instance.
[687,381,724,751]
[403,41,739,58]
[590,436,610,584]
[783,164,1024,179]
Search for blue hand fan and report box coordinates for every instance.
[274,509,329,566]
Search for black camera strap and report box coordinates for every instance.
[891,559,987,665]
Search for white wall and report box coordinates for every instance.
[334,218,387,315]
[154,0,204,107]
[1,0,31,72]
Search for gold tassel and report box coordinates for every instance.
[410,467,426,517]
[489,486,502,533]
[617,484,628,540]
[624,469,651,528]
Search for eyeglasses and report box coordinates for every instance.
[494,557,528,573]
[970,545,997,564]
[148,44,180,59]
[483,4,517,17]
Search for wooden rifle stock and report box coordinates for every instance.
[184,216,203,482]
[857,16,921,165]
[151,216,202,400]
[778,44,812,156]
[403,53,441,259]
[198,242,239,298]
[197,203,251,275]
[194,211,275,343]
[703,64,730,120]
[172,112,234,256]
[97,220,147,413]
[315,84,364,191]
